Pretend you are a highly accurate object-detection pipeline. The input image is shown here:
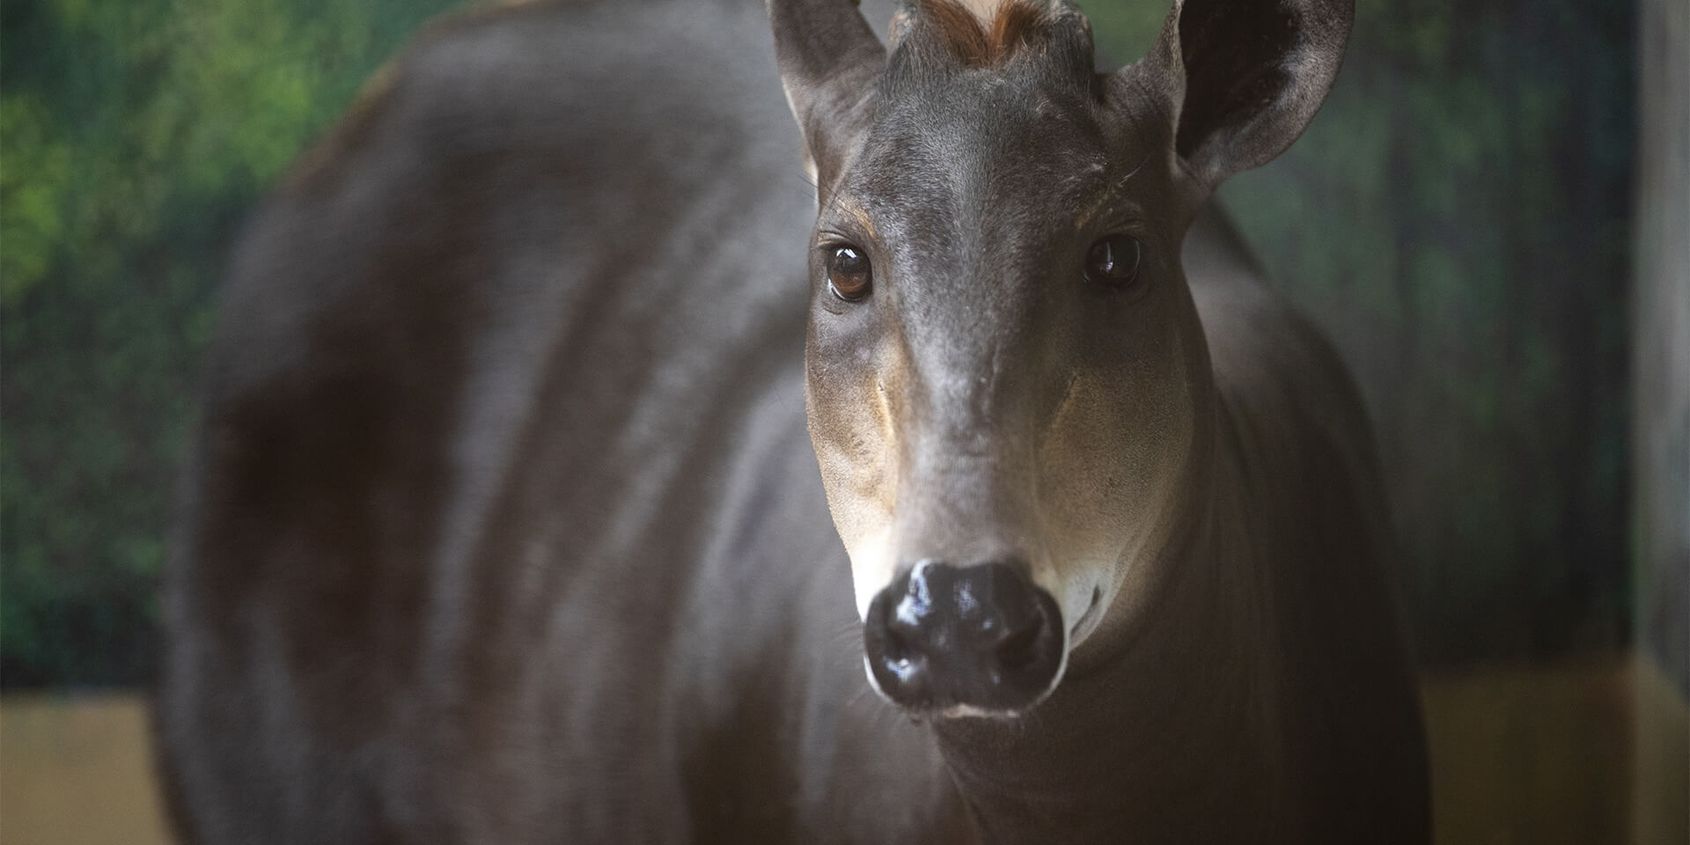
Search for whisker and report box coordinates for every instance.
[846,682,875,710]
[1117,148,1152,186]
[830,618,862,643]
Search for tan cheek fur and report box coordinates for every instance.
[1035,329,1197,647]
[810,308,1199,638]
[809,355,903,619]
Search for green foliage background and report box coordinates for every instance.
[1,0,1635,686]
[1,0,463,685]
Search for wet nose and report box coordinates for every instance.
[863,560,1064,714]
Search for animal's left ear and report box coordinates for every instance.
[1127,0,1354,190]
[768,0,886,184]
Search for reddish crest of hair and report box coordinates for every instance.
[920,0,1051,66]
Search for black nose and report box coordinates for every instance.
[863,560,1064,713]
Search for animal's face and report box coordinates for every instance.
[805,38,1209,712]
[774,0,1351,716]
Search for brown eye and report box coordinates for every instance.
[826,245,873,302]
[1084,234,1143,289]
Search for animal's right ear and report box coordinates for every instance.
[768,0,885,187]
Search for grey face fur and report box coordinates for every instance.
[773,0,1353,710]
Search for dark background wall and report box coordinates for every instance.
[0,0,1649,687]
[1219,0,1638,667]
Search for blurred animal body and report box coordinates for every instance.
[158,0,1428,841]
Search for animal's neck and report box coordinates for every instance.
[926,402,1290,841]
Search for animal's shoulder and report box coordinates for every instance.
[1184,205,1376,463]
[208,0,804,400]
[1184,203,1388,558]
[284,0,790,197]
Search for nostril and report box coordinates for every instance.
[882,624,913,664]
[866,561,1066,711]
[995,621,1042,671]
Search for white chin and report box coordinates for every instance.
[1056,576,1106,648]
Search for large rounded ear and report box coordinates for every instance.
[1129,0,1353,190]
[768,0,886,184]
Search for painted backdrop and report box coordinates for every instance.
[0,0,1646,686]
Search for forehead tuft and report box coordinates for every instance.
[914,0,1057,68]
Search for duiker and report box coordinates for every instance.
[159,0,1428,842]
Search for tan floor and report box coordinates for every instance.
[1,694,172,845]
[2,655,1685,844]
[1422,654,1689,844]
